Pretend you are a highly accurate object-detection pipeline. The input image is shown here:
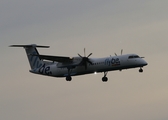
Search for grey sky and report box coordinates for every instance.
[1,0,168,120]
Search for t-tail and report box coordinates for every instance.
[9,44,49,70]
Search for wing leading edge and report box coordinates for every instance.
[34,54,81,68]
[34,54,73,63]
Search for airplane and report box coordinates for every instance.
[10,44,148,82]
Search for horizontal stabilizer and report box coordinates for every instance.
[9,44,50,48]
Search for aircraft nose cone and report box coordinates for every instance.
[143,60,148,66]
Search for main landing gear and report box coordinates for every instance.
[66,68,72,81]
[102,71,108,82]
[66,76,72,81]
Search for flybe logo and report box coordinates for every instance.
[28,51,52,75]
[38,64,52,75]
[28,51,43,69]
[105,58,120,66]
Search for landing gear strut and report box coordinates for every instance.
[139,67,143,73]
[66,68,72,81]
[102,71,108,82]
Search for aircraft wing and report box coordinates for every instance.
[34,55,73,63]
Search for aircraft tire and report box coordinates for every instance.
[139,68,143,73]
[102,77,108,82]
[66,76,72,81]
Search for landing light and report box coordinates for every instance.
[94,72,97,74]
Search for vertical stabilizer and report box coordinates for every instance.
[10,44,49,70]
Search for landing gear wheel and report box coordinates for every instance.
[102,77,108,82]
[139,68,143,73]
[102,71,108,82]
[66,76,72,81]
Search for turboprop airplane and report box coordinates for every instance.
[10,44,148,82]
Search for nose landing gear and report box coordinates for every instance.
[139,68,143,73]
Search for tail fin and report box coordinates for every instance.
[10,44,49,70]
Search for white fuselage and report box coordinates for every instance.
[30,54,148,77]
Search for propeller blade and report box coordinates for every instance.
[87,60,93,65]
[84,48,86,57]
[78,53,83,58]
[87,53,92,58]
[121,49,123,55]
[141,57,145,58]
[84,63,87,69]
[115,53,117,56]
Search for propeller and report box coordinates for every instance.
[78,48,93,69]
[115,49,123,56]
[121,49,123,55]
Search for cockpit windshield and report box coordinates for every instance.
[128,55,140,59]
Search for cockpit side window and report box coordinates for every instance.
[128,55,140,59]
[134,55,139,58]
[128,56,134,59]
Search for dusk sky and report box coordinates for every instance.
[1,0,168,120]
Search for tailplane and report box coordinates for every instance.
[10,44,49,70]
